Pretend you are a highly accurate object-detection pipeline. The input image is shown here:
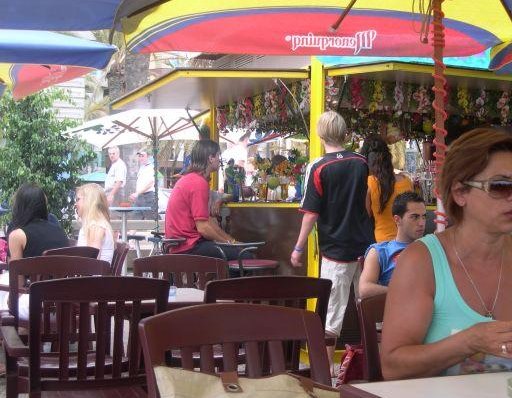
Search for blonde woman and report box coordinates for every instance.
[75,183,114,264]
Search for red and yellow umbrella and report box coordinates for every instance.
[120,0,512,230]
[122,0,512,59]
[0,64,92,100]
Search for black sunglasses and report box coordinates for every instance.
[463,179,512,199]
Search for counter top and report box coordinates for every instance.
[224,202,300,208]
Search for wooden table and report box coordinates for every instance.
[340,371,512,398]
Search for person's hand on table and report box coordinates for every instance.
[290,246,304,267]
[129,192,138,201]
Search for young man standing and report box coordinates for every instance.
[130,148,156,220]
[104,146,127,206]
[291,111,374,369]
[359,192,426,298]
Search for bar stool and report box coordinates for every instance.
[215,241,279,277]
[127,234,145,258]
[147,231,185,256]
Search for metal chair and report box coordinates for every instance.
[214,241,279,277]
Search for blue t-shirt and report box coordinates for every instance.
[364,240,408,286]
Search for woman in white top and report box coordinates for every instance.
[75,183,114,264]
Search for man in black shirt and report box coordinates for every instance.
[291,111,374,370]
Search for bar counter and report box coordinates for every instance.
[222,202,305,276]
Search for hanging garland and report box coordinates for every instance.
[393,82,405,117]
[368,80,384,113]
[299,79,310,112]
[457,87,471,115]
[475,89,488,121]
[497,91,510,125]
[216,107,228,133]
[350,78,364,109]
[412,85,431,113]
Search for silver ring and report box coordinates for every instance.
[502,344,508,355]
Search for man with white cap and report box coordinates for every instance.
[129,147,156,219]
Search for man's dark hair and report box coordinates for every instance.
[187,139,220,175]
[10,183,49,230]
[392,191,424,217]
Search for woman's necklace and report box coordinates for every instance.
[452,232,504,320]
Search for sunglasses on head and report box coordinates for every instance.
[463,179,512,199]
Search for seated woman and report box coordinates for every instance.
[381,128,512,379]
[165,139,250,263]
[1,183,69,317]
[75,183,114,264]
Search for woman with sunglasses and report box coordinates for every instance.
[381,128,512,379]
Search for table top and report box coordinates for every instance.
[169,287,204,303]
[351,371,512,398]
[214,241,266,248]
[109,206,152,212]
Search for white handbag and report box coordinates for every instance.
[154,367,339,398]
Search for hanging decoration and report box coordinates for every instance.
[393,82,405,117]
[497,91,510,125]
[412,85,431,113]
[253,94,264,119]
[216,75,511,140]
[264,89,279,121]
[368,80,384,113]
[457,87,471,115]
[475,89,488,121]
[325,76,339,110]
[350,78,364,109]
[299,79,310,112]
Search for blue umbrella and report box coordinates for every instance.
[0,30,116,99]
[0,0,162,31]
[0,30,115,69]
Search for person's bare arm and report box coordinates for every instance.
[381,241,512,379]
[365,190,373,218]
[8,228,26,261]
[8,229,27,289]
[85,225,106,257]
[130,180,154,201]
[290,212,318,267]
[196,219,234,243]
[107,180,123,204]
[359,248,387,298]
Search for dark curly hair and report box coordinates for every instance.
[360,134,395,213]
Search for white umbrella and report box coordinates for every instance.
[69,108,202,229]
[69,108,200,149]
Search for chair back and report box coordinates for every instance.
[8,255,111,329]
[43,245,99,258]
[204,276,331,327]
[28,276,170,395]
[357,293,386,382]
[111,241,129,275]
[139,303,331,398]
[204,275,331,374]
[133,254,228,289]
